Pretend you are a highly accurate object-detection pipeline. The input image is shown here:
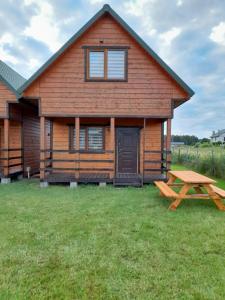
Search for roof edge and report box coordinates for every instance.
[106,6,194,97]
[0,73,20,97]
[18,5,108,93]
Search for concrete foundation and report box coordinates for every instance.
[1,178,11,184]
[40,181,48,188]
[70,182,78,188]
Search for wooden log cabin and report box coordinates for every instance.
[0,60,40,183]
[3,4,194,186]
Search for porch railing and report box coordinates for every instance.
[40,149,115,177]
[0,148,23,176]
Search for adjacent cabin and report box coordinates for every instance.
[1,4,194,186]
[0,60,40,182]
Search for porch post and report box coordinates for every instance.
[166,118,172,173]
[142,118,146,183]
[75,117,80,180]
[40,116,46,182]
[110,117,115,180]
[3,118,10,181]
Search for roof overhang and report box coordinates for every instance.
[0,74,20,98]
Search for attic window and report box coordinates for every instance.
[85,47,128,81]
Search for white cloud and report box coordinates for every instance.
[89,0,105,4]
[27,57,40,70]
[0,33,19,64]
[159,27,182,46]
[177,0,183,6]
[124,0,156,17]
[23,0,62,52]
[210,21,225,46]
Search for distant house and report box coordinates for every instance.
[171,142,185,147]
[211,130,225,143]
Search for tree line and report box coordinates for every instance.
[171,135,210,146]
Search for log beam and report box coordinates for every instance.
[3,118,9,178]
[110,117,115,179]
[40,116,46,180]
[166,118,172,172]
[75,117,80,179]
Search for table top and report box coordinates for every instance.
[169,170,216,184]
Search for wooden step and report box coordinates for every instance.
[114,182,142,187]
[210,185,225,198]
[114,175,142,187]
[154,181,178,198]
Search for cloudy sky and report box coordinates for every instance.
[0,0,225,138]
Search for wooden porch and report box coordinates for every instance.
[39,116,171,186]
[0,118,23,181]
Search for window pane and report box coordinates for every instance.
[80,128,86,150]
[89,51,104,78]
[88,127,103,150]
[107,50,125,79]
[73,128,86,150]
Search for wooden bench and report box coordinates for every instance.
[154,181,178,198]
[210,185,225,198]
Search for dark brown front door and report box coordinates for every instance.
[116,127,139,174]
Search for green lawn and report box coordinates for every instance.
[172,164,225,189]
[0,171,225,299]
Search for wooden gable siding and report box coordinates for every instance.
[0,81,17,118]
[24,14,187,117]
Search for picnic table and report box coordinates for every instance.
[155,170,225,211]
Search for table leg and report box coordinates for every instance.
[204,185,225,211]
[167,173,176,185]
[194,186,204,194]
[169,184,191,211]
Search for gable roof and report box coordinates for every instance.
[211,129,225,138]
[18,4,194,97]
[0,60,26,96]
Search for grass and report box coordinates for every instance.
[172,146,225,179]
[172,164,225,189]
[0,172,225,299]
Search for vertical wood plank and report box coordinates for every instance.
[75,117,80,179]
[3,118,9,177]
[110,117,115,179]
[40,116,45,180]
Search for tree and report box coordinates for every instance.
[171,135,199,145]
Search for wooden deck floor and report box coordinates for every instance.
[41,172,167,185]
[45,172,111,183]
